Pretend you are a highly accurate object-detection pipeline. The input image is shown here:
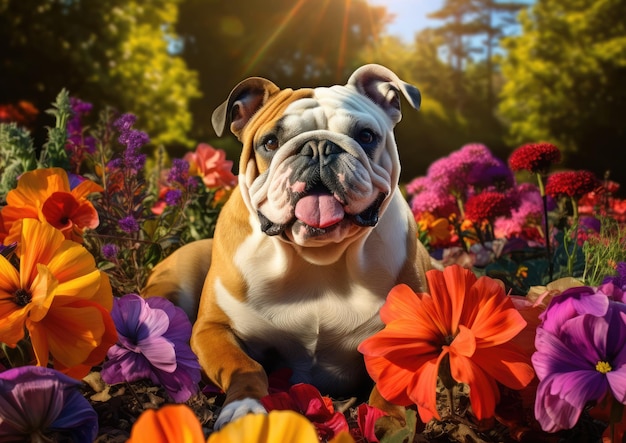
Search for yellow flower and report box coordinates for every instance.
[0,219,116,376]
[1,167,102,243]
[208,410,355,443]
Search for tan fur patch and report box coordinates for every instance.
[239,88,314,174]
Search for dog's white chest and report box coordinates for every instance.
[212,232,391,391]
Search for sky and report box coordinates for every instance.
[368,0,535,43]
[368,0,444,42]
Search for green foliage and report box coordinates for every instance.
[0,123,37,200]
[377,408,418,443]
[0,0,199,148]
[583,217,626,286]
[499,0,626,187]
[40,89,71,170]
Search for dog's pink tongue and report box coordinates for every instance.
[295,193,344,228]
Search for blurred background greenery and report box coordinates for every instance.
[1,0,625,193]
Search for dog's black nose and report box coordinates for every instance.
[301,140,342,165]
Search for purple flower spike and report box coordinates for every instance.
[0,366,98,441]
[532,303,626,432]
[101,294,201,403]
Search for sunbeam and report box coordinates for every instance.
[240,0,308,77]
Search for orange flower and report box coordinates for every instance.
[417,212,451,244]
[358,264,535,423]
[0,219,116,377]
[207,410,355,443]
[184,143,237,189]
[127,404,205,443]
[128,407,355,443]
[1,167,102,243]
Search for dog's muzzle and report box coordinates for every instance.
[255,138,387,238]
[258,191,385,237]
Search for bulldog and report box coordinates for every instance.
[142,64,432,429]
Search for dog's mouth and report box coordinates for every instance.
[258,188,386,238]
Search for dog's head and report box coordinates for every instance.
[212,64,420,262]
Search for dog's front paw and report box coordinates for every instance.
[214,398,267,430]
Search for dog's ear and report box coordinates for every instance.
[212,77,280,139]
[347,64,420,124]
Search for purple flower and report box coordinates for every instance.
[532,302,626,432]
[167,158,191,186]
[101,243,119,260]
[603,262,626,290]
[118,215,140,233]
[113,113,137,132]
[113,113,149,172]
[164,188,183,206]
[0,366,98,441]
[538,285,610,335]
[101,294,201,402]
[66,97,96,169]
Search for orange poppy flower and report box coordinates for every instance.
[127,404,205,443]
[358,264,535,423]
[1,167,102,243]
[0,219,116,376]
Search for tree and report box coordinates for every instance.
[356,31,493,183]
[0,0,199,147]
[499,0,626,188]
[427,0,526,111]
[473,0,527,109]
[175,0,390,145]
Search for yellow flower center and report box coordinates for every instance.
[596,361,612,374]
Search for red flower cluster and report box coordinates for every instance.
[545,170,598,199]
[508,142,561,174]
[0,101,38,127]
[463,191,512,223]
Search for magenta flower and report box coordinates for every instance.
[532,286,626,432]
[538,286,609,335]
[0,366,98,441]
[101,294,201,402]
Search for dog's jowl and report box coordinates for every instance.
[143,64,432,429]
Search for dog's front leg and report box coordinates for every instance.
[192,308,269,429]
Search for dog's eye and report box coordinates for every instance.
[357,129,376,145]
[262,136,279,151]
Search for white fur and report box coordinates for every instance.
[214,191,411,392]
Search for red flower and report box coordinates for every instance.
[261,383,349,441]
[545,170,598,199]
[356,404,386,443]
[508,143,561,174]
[463,192,512,223]
[183,143,237,189]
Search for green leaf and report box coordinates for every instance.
[378,408,417,443]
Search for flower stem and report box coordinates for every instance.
[537,172,553,281]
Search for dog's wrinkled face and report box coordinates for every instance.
[213,64,421,255]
